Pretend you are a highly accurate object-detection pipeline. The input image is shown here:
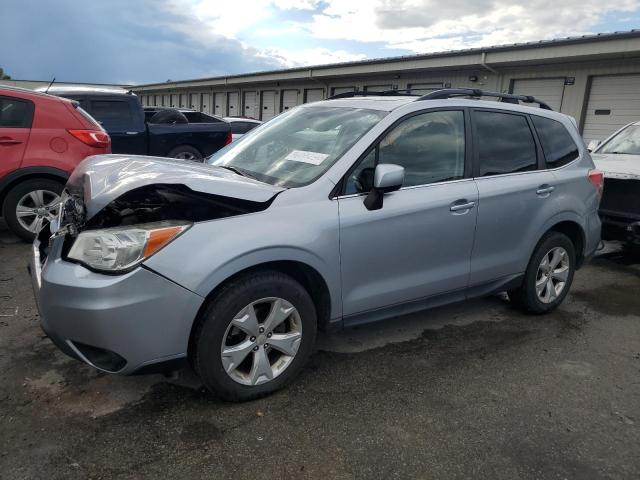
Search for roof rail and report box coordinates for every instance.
[327,90,420,100]
[417,88,553,110]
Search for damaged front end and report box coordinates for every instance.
[46,154,282,273]
[599,177,640,245]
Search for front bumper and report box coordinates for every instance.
[30,232,204,375]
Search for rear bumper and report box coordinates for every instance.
[30,234,204,375]
[600,212,640,244]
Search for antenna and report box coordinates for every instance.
[44,77,56,94]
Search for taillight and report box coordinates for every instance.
[67,129,111,148]
[588,169,604,198]
[224,130,232,145]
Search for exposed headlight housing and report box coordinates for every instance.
[67,221,190,272]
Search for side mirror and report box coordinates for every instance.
[364,164,404,211]
[587,140,601,152]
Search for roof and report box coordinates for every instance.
[35,85,131,95]
[133,29,640,89]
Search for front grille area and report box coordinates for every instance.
[600,178,640,219]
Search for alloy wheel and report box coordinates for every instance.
[15,189,61,233]
[221,297,302,386]
[535,246,570,304]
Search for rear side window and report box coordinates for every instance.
[531,116,579,168]
[474,110,537,177]
[0,96,33,128]
[90,100,134,130]
[75,106,102,129]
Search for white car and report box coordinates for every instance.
[223,117,262,141]
[591,121,640,246]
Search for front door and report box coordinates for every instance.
[338,109,478,317]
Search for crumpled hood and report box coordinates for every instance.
[66,154,285,219]
[592,153,640,180]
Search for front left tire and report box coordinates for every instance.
[192,270,317,402]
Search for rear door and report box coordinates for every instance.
[0,95,33,178]
[86,97,146,154]
[470,108,555,285]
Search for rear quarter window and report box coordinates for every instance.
[0,96,34,128]
[90,100,135,130]
[531,116,579,168]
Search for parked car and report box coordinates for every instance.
[143,107,223,124]
[223,117,262,141]
[0,86,110,241]
[31,89,602,401]
[591,122,640,247]
[41,86,231,160]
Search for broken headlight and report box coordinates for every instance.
[67,221,191,272]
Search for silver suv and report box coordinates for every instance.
[31,89,603,401]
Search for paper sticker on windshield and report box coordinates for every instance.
[285,150,329,165]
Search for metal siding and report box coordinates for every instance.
[583,74,640,142]
[511,78,566,111]
[364,84,392,92]
[261,90,277,121]
[407,82,445,94]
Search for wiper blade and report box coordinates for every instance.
[217,165,255,179]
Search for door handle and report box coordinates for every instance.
[0,137,22,145]
[536,185,555,196]
[450,201,476,212]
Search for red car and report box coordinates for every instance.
[0,86,110,240]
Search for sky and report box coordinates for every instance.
[1,0,639,85]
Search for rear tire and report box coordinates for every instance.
[509,231,576,314]
[192,270,317,402]
[167,145,202,161]
[2,178,64,242]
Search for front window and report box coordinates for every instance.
[599,125,640,155]
[206,106,386,187]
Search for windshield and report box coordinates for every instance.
[207,106,387,187]
[599,125,640,155]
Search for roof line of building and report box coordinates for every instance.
[133,29,640,88]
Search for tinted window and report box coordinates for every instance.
[0,97,33,128]
[345,110,465,193]
[230,122,256,134]
[475,111,537,176]
[531,116,579,168]
[90,100,134,130]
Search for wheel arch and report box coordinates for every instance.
[536,215,587,268]
[187,260,334,360]
[0,167,68,209]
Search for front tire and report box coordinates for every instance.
[509,231,576,314]
[192,271,317,402]
[2,178,64,242]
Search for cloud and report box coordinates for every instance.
[298,0,640,52]
[263,47,368,67]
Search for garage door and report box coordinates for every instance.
[244,91,257,118]
[511,78,565,111]
[162,94,170,107]
[170,94,179,108]
[214,93,225,116]
[261,91,277,121]
[582,74,640,142]
[200,93,210,113]
[408,83,443,95]
[189,92,200,111]
[305,88,324,103]
[364,84,392,92]
[228,92,239,116]
[282,89,298,111]
[332,86,355,96]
